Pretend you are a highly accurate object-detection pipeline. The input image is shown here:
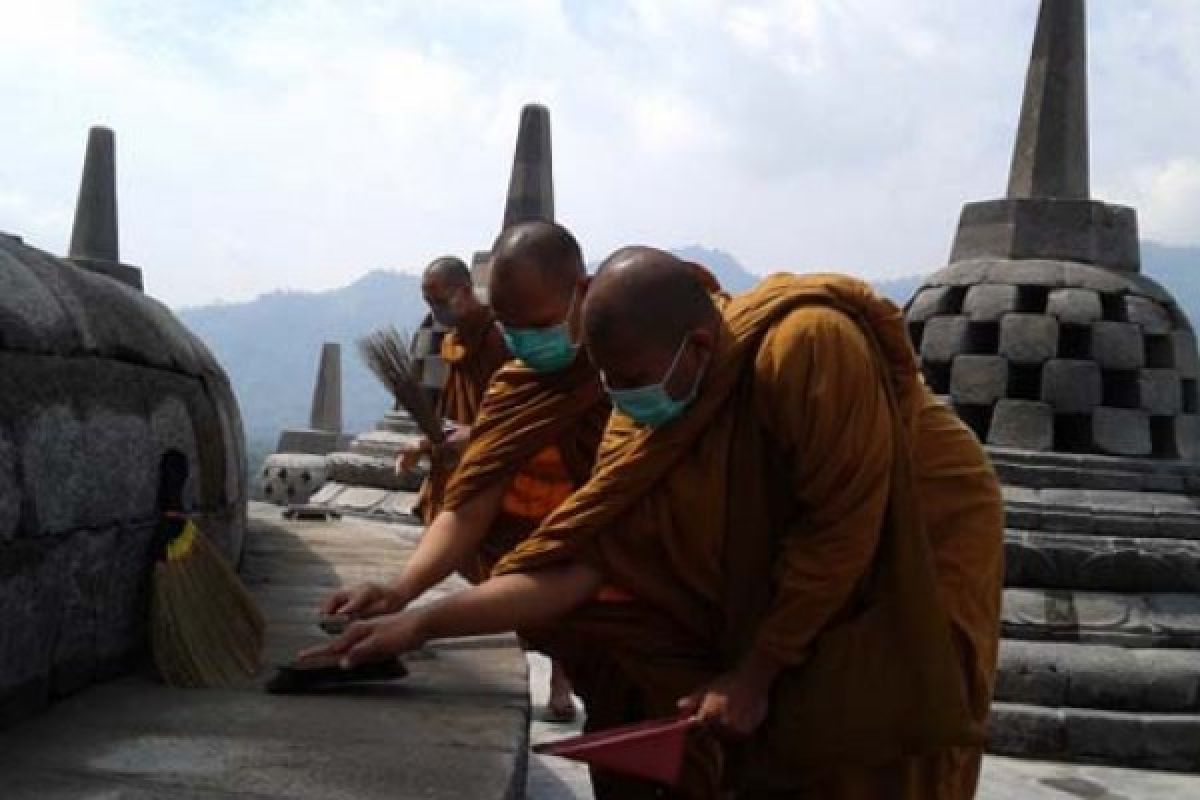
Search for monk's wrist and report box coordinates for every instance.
[385,580,417,612]
[736,647,786,693]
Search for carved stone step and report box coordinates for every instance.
[988,701,1200,772]
[1002,588,1200,648]
[1005,529,1200,592]
[1002,487,1200,540]
[988,448,1200,494]
[996,639,1200,712]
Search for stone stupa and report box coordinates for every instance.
[259,342,352,507]
[307,106,555,521]
[1,126,247,724]
[905,0,1200,770]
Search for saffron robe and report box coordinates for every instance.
[496,274,1005,798]
[415,305,509,523]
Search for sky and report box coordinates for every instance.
[0,0,1198,309]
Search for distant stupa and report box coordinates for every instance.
[906,0,1200,770]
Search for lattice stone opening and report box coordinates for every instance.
[1054,414,1094,454]
[1184,380,1199,415]
[1151,417,1179,459]
[1100,292,1128,322]
[968,321,1000,354]
[1058,324,1091,359]
[956,404,993,442]
[1008,364,1043,401]
[923,361,952,395]
[1016,285,1050,314]
[1146,334,1174,369]
[1102,370,1141,409]
[944,286,969,315]
[907,320,925,352]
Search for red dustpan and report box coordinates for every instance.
[533,716,697,787]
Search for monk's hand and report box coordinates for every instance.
[678,653,781,739]
[429,424,470,468]
[395,438,432,475]
[319,581,405,619]
[297,610,429,669]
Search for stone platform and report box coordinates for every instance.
[0,502,529,799]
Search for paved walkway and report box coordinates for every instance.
[0,503,529,799]
[525,659,1200,799]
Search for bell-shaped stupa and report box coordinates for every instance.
[906,0,1200,770]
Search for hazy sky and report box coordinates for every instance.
[1,0,1197,308]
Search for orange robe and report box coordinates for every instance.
[415,305,509,523]
[439,351,610,582]
[497,274,1005,798]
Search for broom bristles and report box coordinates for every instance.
[151,522,264,689]
[357,326,445,444]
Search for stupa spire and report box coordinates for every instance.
[308,342,343,433]
[1006,0,1090,200]
[501,104,554,231]
[69,126,119,263]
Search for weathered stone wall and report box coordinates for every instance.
[0,233,246,725]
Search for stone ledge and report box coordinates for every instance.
[0,504,529,799]
[988,702,1200,772]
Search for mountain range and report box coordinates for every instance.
[177,243,1197,469]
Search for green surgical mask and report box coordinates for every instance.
[602,336,703,428]
[500,291,578,373]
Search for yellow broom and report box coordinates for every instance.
[150,452,265,688]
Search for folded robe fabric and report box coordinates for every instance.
[496,273,1005,797]
[415,305,510,523]
[439,349,611,579]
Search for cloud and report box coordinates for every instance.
[0,0,1197,308]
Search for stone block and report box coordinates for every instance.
[0,425,18,541]
[1046,288,1102,324]
[987,703,1065,758]
[1064,709,1143,763]
[1094,408,1152,457]
[907,286,958,322]
[1171,332,1200,375]
[1041,359,1101,413]
[1178,416,1200,462]
[275,428,348,456]
[919,316,970,363]
[989,400,1053,451]
[1140,369,1182,415]
[1125,295,1172,334]
[1092,322,1146,370]
[999,314,1058,365]
[420,356,449,389]
[962,284,1018,321]
[949,355,1007,405]
[261,453,328,507]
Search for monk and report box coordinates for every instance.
[322,222,611,725]
[399,255,509,523]
[306,248,1005,798]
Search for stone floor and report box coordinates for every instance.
[0,503,530,799]
[3,500,1198,799]
[525,651,1200,799]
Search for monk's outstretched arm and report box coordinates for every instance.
[321,482,507,617]
[389,484,507,603]
[421,562,603,639]
[302,563,603,667]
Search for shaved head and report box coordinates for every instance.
[584,247,718,352]
[488,221,585,320]
[422,255,472,291]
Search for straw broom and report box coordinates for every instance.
[358,327,451,512]
[357,327,446,445]
[150,452,265,688]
